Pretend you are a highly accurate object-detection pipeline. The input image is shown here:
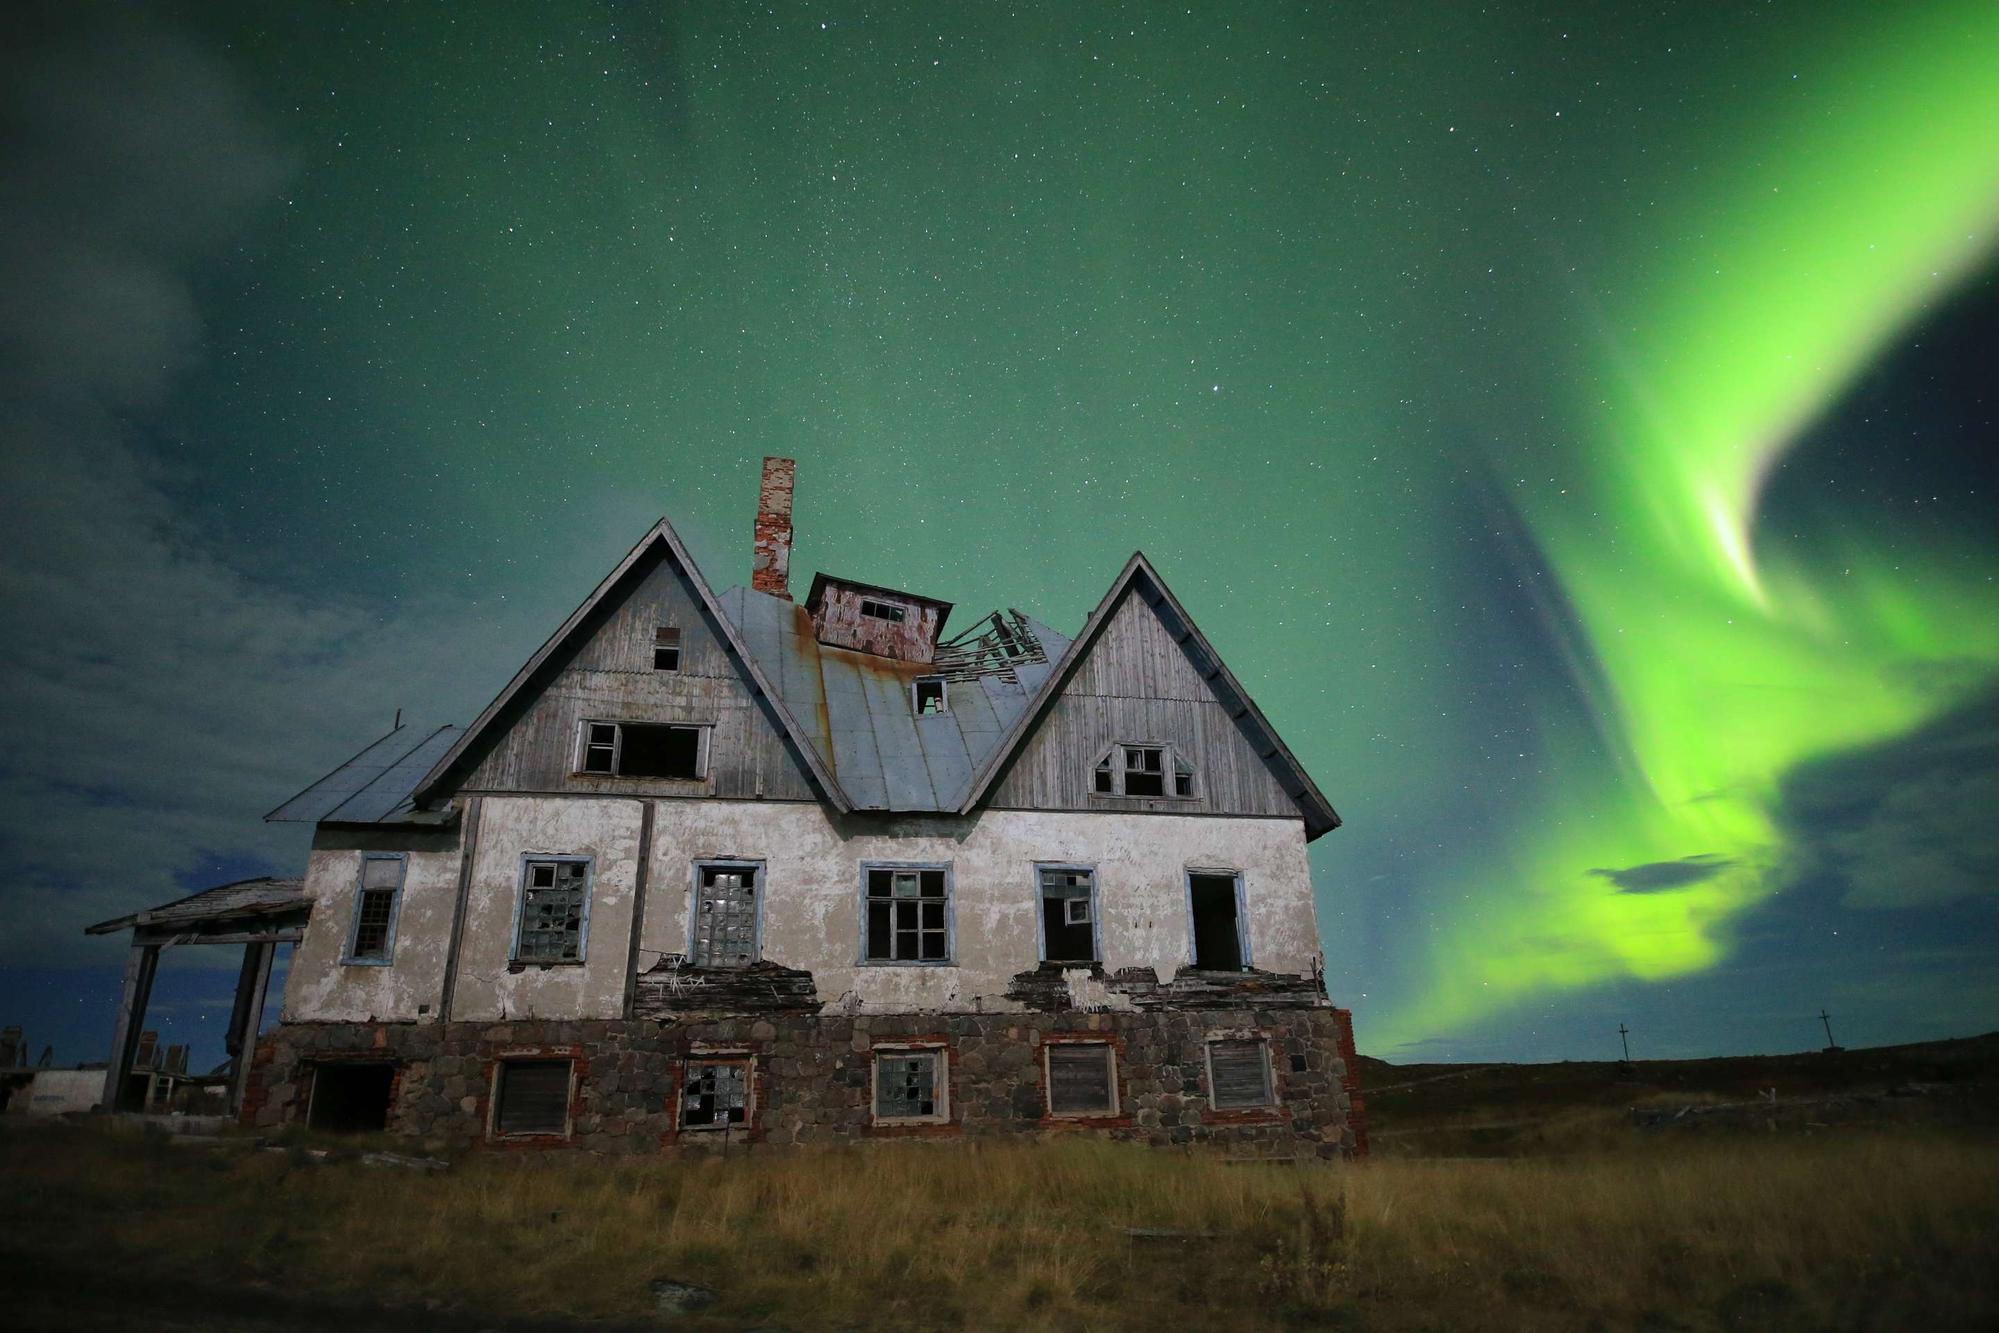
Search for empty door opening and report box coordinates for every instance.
[1189,874,1244,970]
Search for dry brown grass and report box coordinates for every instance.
[3,1121,1996,1330]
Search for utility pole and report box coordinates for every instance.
[1819,1009,1841,1052]
[1618,1023,1631,1062]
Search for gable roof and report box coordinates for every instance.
[957,552,1342,840]
[410,518,850,813]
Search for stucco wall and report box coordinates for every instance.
[284,797,1320,1024]
[282,826,463,1024]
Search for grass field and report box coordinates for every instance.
[4,1037,1996,1330]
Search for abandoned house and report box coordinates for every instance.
[105,458,1362,1153]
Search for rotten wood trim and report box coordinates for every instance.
[437,796,482,1024]
[622,799,655,1020]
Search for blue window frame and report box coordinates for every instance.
[1184,868,1252,970]
[1034,862,1099,963]
[510,854,594,964]
[859,862,954,965]
[688,860,765,968]
[343,852,407,965]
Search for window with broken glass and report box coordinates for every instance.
[344,853,406,964]
[653,626,682,671]
[513,857,590,963]
[874,1048,945,1121]
[1038,865,1097,962]
[579,720,705,779]
[1092,743,1195,798]
[679,1059,750,1128]
[691,862,760,967]
[863,866,950,963]
[859,597,907,623]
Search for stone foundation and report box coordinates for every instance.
[246,1006,1362,1158]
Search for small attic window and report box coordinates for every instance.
[913,677,947,715]
[1174,753,1196,797]
[1093,743,1194,799]
[653,626,682,672]
[580,721,706,780]
[1122,745,1165,797]
[859,597,907,623]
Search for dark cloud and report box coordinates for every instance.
[1776,684,1999,910]
[1590,854,1737,894]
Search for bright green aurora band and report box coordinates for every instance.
[1386,2,1999,1044]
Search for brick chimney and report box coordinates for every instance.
[751,456,796,598]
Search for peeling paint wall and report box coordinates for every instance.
[283,796,1321,1025]
[281,826,462,1024]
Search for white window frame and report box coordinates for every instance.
[575,718,712,780]
[911,675,948,715]
[342,852,407,966]
[1183,867,1253,970]
[509,854,594,965]
[653,625,683,672]
[1043,1039,1120,1119]
[870,1042,950,1124]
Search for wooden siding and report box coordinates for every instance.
[813,584,943,664]
[459,550,821,800]
[986,587,1301,819]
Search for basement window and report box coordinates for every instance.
[344,853,406,964]
[492,1058,572,1137]
[874,1047,947,1122]
[1038,865,1097,962]
[912,676,947,715]
[1046,1041,1118,1117]
[691,861,761,968]
[513,857,591,963]
[1208,1039,1275,1109]
[680,1059,751,1129]
[863,865,951,963]
[308,1062,395,1133]
[653,626,682,671]
[579,720,706,779]
[859,597,907,623]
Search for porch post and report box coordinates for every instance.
[225,940,276,1114]
[101,941,160,1112]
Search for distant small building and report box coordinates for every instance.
[102,459,1364,1154]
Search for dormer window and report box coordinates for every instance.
[653,626,681,672]
[859,597,907,623]
[1093,743,1194,799]
[912,676,947,715]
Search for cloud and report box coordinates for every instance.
[1775,683,1999,910]
[1590,854,1737,893]
[0,8,529,964]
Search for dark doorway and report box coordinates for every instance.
[1189,874,1244,970]
[308,1062,395,1133]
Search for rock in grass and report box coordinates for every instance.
[649,1277,718,1315]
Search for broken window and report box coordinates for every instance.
[874,1048,945,1121]
[692,862,760,968]
[1091,743,1195,798]
[514,857,590,963]
[1046,1042,1117,1116]
[680,1059,750,1128]
[493,1059,572,1136]
[912,676,947,715]
[579,720,705,779]
[1188,872,1246,970]
[1122,745,1165,797]
[1039,866,1097,962]
[864,866,950,963]
[1208,1039,1275,1109]
[345,853,406,963]
[859,597,907,623]
[653,626,682,671]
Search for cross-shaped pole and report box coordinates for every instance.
[1819,1009,1836,1048]
[1618,1023,1631,1062]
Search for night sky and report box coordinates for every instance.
[3,2,1995,1071]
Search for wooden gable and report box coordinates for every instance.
[979,562,1337,834]
[415,523,844,808]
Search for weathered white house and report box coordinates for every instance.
[226,458,1360,1152]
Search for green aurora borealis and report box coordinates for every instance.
[4,1,1997,1061]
